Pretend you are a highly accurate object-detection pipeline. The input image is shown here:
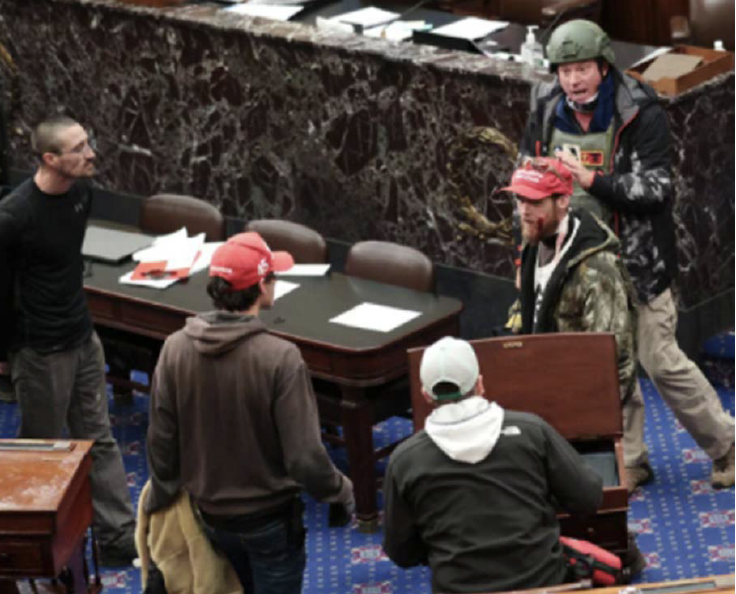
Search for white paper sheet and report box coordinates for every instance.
[118,271,179,290]
[333,7,399,28]
[224,3,303,20]
[190,242,225,274]
[315,16,354,34]
[132,228,187,262]
[329,302,421,332]
[275,280,300,300]
[431,17,508,41]
[364,20,424,42]
[276,264,331,277]
[131,228,204,272]
[629,47,671,69]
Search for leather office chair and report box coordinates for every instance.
[245,219,328,263]
[671,0,734,50]
[139,193,226,242]
[344,240,435,293]
[103,194,225,399]
[318,241,436,491]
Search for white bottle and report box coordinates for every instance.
[521,26,545,72]
[714,39,724,51]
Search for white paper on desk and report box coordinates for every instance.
[190,242,225,275]
[431,17,508,40]
[315,16,354,34]
[629,47,671,69]
[330,302,421,332]
[167,233,205,270]
[132,229,204,271]
[132,228,187,262]
[225,3,304,20]
[276,264,331,277]
[364,21,417,42]
[118,271,179,290]
[275,280,300,300]
[334,7,399,28]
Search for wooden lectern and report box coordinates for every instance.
[0,439,100,594]
[409,333,629,556]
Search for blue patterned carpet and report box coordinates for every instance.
[2,376,733,593]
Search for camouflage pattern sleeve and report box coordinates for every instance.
[589,104,673,215]
[555,252,638,403]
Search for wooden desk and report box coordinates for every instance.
[84,258,463,528]
[0,440,100,594]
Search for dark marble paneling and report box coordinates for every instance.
[0,0,733,308]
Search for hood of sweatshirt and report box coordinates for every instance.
[183,311,268,356]
[425,396,505,464]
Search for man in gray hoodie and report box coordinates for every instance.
[146,231,355,594]
[382,337,603,594]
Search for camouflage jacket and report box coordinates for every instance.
[520,209,638,403]
[519,68,677,304]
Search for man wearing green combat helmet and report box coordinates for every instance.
[519,20,734,492]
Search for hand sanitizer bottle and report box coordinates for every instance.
[521,25,545,72]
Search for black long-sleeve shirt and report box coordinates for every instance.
[0,177,93,359]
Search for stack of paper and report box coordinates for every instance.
[224,2,304,21]
[431,17,508,40]
[120,228,224,289]
[330,6,399,31]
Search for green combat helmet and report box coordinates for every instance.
[546,19,615,69]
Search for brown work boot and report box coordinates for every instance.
[711,443,735,489]
[625,462,654,495]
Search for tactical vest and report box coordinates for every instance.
[550,122,615,227]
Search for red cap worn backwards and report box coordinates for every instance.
[209,232,294,291]
[501,157,574,200]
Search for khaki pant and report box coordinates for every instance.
[623,289,734,467]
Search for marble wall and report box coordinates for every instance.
[0,0,733,308]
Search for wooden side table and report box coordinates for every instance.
[0,440,101,594]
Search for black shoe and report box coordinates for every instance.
[621,532,646,583]
[99,539,138,567]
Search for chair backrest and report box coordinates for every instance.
[344,240,435,292]
[690,0,734,50]
[139,194,225,242]
[408,332,622,439]
[245,219,328,264]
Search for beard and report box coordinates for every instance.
[521,215,559,245]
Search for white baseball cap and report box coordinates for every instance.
[420,337,480,401]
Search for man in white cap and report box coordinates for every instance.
[146,232,355,594]
[382,336,603,594]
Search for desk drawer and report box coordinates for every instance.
[0,540,46,574]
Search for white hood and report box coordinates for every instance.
[425,396,505,464]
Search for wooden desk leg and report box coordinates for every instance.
[340,386,379,532]
[62,542,88,594]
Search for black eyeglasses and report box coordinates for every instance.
[57,133,97,156]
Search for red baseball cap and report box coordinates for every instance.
[501,158,574,200]
[209,232,294,291]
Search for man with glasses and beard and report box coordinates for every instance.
[0,115,137,566]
